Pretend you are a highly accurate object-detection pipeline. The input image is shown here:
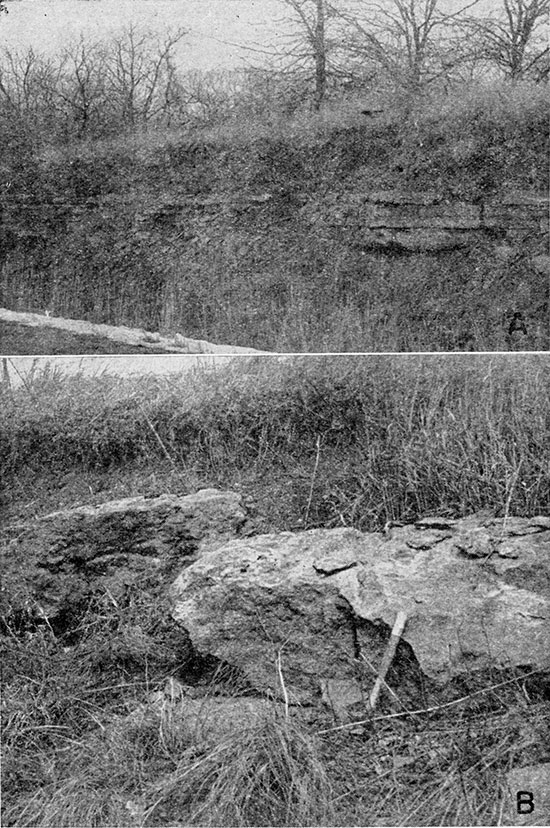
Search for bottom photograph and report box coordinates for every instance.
[1,353,549,828]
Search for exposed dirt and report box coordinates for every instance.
[0,320,180,355]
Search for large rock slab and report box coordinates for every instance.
[359,227,475,252]
[1,489,248,622]
[329,188,548,253]
[171,514,550,699]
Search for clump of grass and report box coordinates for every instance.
[2,621,334,828]
[320,668,549,826]
[4,609,547,828]
[0,591,189,828]
[143,712,334,827]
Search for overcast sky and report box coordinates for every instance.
[2,0,505,71]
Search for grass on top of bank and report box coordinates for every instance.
[1,354,549,530]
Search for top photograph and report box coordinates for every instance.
[0,0,548,355]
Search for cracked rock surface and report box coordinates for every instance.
[171,513,550,700]
[1,489,248,622]
[4,492,548,703]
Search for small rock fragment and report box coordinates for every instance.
[415,517,457,530]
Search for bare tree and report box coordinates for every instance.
[337,0,483,92]
[275,0,483,107]
[104,26,187,129]
[291,0,329,109]
[0,48,63,126]
[467,0,549,81]
[0,28,190,145]
[277,0,348,109]
[58,40,108,137]
[313,0,327,108]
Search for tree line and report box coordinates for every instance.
[280,0,549,109]
[0,0,547,145]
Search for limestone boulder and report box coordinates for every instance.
[171,514,550,701]
[1,489,248,623]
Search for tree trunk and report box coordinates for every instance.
[313,0,327,110]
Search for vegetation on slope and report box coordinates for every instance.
[2,354,549,527]
[1,41,548,350]
[1,355,549,826]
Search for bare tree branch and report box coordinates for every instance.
[465,0,549,80]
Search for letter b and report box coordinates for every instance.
[517,791,534,814]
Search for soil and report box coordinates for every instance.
[0,320,176,355]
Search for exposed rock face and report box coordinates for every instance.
[1,489,248,623]
[171,514,550,701]
[139,189,548,255]
[333,189,548,253]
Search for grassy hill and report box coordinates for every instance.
[1,81,548,352]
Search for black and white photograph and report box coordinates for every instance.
[0,0,548,353]
[1,0,549,826]
[1,353,549,825]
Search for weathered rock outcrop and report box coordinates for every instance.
[171,514,550,702]
[333,189,549,253]
[1,489,248,623]
[138,189,549,254]
[4,491,549,706]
